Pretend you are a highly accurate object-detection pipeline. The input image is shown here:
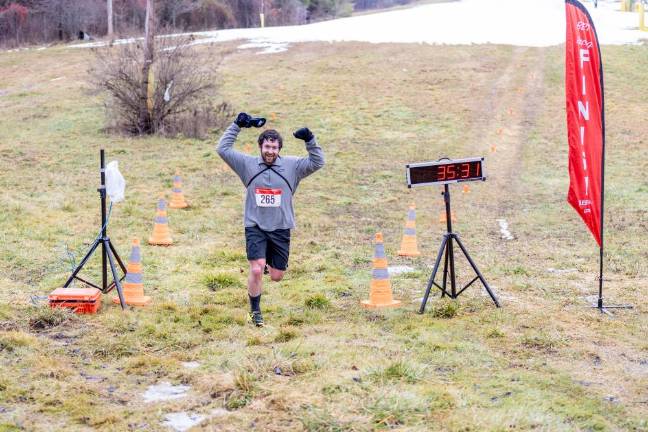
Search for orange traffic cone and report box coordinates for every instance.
[113,238,151,306]
[149,196,173,245]
[439,211,457,224]
[398,204,420,257]
[462,184,471,194]
[243,143,252,154]
[361,233,401,309]
[169,170,189,209]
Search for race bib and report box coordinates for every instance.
[255,188,282,207]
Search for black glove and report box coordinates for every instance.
[235,112,252,128]
[250,117,266,128]
[293,127,314,142]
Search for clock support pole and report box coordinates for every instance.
[419,184,500,313]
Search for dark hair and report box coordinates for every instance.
[258,129,283,149]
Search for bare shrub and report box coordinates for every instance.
[90,35,231,138]
[164,101,237,139]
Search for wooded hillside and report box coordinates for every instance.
[0,0,414,47]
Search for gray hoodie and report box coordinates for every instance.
[217,123,325,231]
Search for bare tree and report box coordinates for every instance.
[107,0,112,37]
[90,34,231,137]
[139,0,155,133]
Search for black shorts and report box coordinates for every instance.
[245,226,291,271]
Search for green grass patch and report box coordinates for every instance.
[428,300,460,319]
[274,327,299,343]
[201,272,243,291]
[304,293,330,309]
[28,306,76,330]
[369,360,422,384]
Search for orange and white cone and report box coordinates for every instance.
[361,233,401,309]
[398,204,420,257]
[149,196,173,245]
[169,170,189,209]
[439,211,457,224]
[113,238,151,306]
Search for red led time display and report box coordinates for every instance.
[406,157,486,187]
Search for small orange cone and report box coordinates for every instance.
[462,184,471,194]
[270,112,277,121]
[490,144,497,153]
[398,204,420,257]
[149,196,173,245]
[113,238,151,306]
[169,170,189,209]
[361,233,401,309]
[439,211,457,224]
[243,143,252,154]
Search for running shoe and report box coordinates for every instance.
[248,310,264,327]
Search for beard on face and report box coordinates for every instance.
[263,152,277,164]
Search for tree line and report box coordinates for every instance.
[0,0,414,48]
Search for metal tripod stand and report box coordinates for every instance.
[62,149,127,309]
[419,184,500,313]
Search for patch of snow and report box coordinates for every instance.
[163,412,206,432]
[496,218,514,241]
[181,361,201,369]
[547,267,578,274]
[238,41,290,54]
[388,265,417,276]
[143,382,190,403]
[387,266,416,276]
[210,408,229,417]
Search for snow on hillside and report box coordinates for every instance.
[67,0,646,53]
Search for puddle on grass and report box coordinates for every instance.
[143,382,190,403]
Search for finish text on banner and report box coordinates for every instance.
[565,0,604,246]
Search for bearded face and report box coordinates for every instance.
[260,139,280,165]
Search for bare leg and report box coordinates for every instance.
[248,258,265,297]
[267,265,285,282]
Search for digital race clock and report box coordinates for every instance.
[406,157,486,188]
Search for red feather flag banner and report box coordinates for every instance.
[565,0,604,247]
[565,0,631,312]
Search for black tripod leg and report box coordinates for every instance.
[108,240,127,274]
[454,236,500,307]
[419,235,449,314]
[105,241,127,310]
[441,243,449,298]
[63,239,101,288]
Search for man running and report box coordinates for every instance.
[217,112,325,327]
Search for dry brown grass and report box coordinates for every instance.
[0,40,646,431]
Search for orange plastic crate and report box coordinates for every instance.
[48,287,102,314]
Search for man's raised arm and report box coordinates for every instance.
[293,127,325,179]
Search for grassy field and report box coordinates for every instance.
[0,38,647,431]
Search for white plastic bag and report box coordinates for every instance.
[105,160,126,203]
